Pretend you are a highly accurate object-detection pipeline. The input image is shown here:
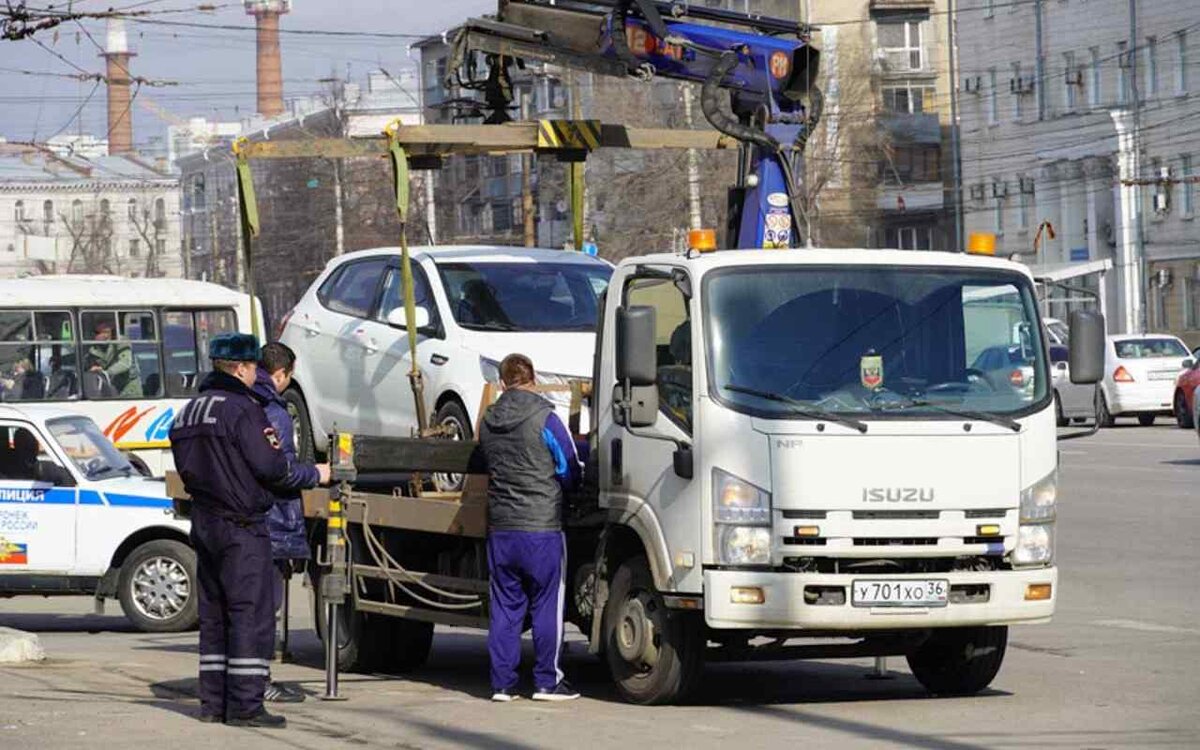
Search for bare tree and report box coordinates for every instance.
[62,205,118,274]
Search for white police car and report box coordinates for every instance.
[0,404,195,632]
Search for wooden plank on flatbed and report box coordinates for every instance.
[303,488,487,539]
[352,435,487,475]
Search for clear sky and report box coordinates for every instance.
[0,1,494,150]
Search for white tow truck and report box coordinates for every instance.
[253,245,1105,705]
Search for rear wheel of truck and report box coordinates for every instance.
[310,566,434,674]
[283,387,318,462]
[603,555,703,705]
[906,625,1008,696]
[118,539,198,633]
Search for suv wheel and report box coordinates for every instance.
[283,387,318,462]
[432,400,472,493]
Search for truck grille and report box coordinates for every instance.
[852,510,939,520]
[852,537,938,546]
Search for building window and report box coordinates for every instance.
[1145,36,1158,97]
[43,200,53,232]
[127,198,138,221]
[1178,31,1189,94]
[877,20,924,72]
[1150,283,1169,330]
[882,146,941,184]
[154,197,166,230]
[1183,277,1200,329]
[129,239,140,258]
[1018,179,1033,230]
[71,199,83,224]
[13,200,24,224]
[884,226,933,251]
[1117,41,1130,104]
[156,239,165,259]
[882,82,935,114]
[1011,62,1024,121]
[1089,47,1102,107]
[492,200,513,233]
[1182,154,1194,216]
[1064,52,1077,112]
[988,69,998,125]
[994,185,1006,236]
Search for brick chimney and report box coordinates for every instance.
[244,1,292,118]
[102,18,135,155]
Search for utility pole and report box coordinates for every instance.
[681,83,704,230]
[1112,110,1143,336]
[947,0,964,252]
[521,89,537,246]
[1128,0,1147,332]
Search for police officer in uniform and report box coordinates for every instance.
[170,333,329,727]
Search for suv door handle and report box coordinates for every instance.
[431,353,448,366]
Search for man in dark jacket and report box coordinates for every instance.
[250,342,316,703]
[479,354,581,703]
[170,333,328,728]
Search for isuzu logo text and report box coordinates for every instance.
[862,487,935,503]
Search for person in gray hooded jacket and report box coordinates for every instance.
[479,353,581,703]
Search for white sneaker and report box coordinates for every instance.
[532,682,580,702]
[491,689,520,702]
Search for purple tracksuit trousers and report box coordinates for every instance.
[487,530,567,693]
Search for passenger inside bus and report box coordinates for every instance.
[85,319,142,398]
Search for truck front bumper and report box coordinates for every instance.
[704,566,1056,630]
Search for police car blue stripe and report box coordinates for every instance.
[0,486,77,505]
[103,493,173,509]
[79,490,105,506]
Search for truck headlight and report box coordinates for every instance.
[713,468,771,524]
[1013,523,1055,566]
[1020,470,1057,524]
[1014,470,1056,567]
[479,356,501,384]
[718,526,771,566]
[713,469,772,565]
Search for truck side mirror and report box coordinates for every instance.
[615,305,659,429]
[1183,358,1196,370]
[616,305,657,386]
[1068,310,1105,384]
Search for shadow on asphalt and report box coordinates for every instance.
[1161,458,1200,466]
[0,612,137,634]
[269,628,1012,709]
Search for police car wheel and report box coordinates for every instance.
[118,539,198,633]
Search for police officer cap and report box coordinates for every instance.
[209,333,261,362]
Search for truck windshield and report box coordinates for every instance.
[437,262,611,332]
[705,266,1049,418]
[46,416,134,480]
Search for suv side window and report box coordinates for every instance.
[375,264,439,333]
[625,274,692,434]
[0,423,74,486]
[321,259,388,318]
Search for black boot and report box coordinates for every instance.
[227,709,287,729]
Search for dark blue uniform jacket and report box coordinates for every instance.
[170,370,300,521]
[251,368,315,559]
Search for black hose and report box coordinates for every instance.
[610,0,655,79]
[700,50,779,151]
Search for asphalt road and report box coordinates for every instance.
[1,422,1198,749]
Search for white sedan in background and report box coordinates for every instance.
[1097,334,1192,426]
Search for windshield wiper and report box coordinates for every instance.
[872,389,1021,432]
[462,321,520,332]
[725,384,868,433]
[87,464,134,480]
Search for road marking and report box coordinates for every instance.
[1092,619,1200,635]
[1085,441,1197,449]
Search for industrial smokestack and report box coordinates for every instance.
[102,18,135,155]
[245,0,292,118]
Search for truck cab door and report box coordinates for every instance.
[598,270,703,593]
[0,423,77,574]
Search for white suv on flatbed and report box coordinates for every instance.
[279,246,612,459]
